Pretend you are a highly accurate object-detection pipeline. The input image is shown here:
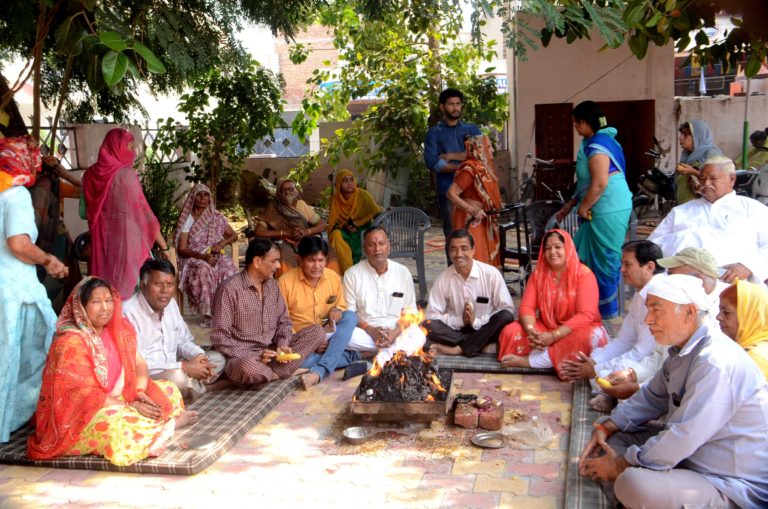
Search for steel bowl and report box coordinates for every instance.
[471,431,505,449]
[342,426,374,445]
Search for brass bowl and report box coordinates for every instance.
[342,426,374,445]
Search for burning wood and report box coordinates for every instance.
[353,308,450,404]
[355,351,450,403]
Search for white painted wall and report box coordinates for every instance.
[508,19,676,182]
[676,95,768,165]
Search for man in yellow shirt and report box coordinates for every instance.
[279,236,361,389]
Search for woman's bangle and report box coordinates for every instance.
[279,229,283,239]
[552,328,560,340]
[594,422,613,438]
[160,246,170,251]
[628,368,637,383]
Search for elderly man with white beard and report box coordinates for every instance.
[579,274,768,509]
[648,155,768,284]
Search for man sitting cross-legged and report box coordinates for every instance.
[123,259,225,402]
[278,236,362,390]
[343,227,417,357]
[424,229,515,357]
[579,274,768,509]
[560,240,665,412]
[211,238,324,388]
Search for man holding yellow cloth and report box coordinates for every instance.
[328,169,382,273]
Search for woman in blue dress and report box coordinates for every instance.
[555,101,632,319]
[0,136,68,442]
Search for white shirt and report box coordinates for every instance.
[123,291,204,374]
[592,275,727,382]
[426,260,515,330]
[343,259,416,330]
[591,281,660,382]
[648,191,768,283]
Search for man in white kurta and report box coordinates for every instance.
[424,230,515,357]
[561,240,665,411]
[648,156,768,284]
[343,227,417,353]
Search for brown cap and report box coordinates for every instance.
[657,247,719,280]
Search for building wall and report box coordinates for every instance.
[508,22,676,187]
[274,25,339,111]
[676,95,768,164]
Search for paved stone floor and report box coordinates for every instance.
[0,370,571,508]
[0,227,577,509]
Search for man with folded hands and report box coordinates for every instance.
[424,229,515,357]
[579,274,768,508]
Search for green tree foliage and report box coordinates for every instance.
[154,59,284,192]
[0,0,324,134]
[495,0,767,77]
[289,0,508,209]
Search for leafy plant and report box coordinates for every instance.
[154,58,285,193]
[139,156,182,239]
[289,0,508,210]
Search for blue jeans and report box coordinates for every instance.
[437,192,453,263]
[300,310,359,380]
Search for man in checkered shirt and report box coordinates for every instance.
[210,238,324,387]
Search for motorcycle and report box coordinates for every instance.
[633,139,675,221]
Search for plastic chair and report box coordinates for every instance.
[368,207,431,301]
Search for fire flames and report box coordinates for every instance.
[354,307,447,403]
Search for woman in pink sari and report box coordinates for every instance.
[173,184,238,326]
[83,129,168,299]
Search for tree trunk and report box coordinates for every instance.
[0,71,29,137]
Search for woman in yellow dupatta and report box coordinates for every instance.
[717,280,768,379]
[328,169,382,273]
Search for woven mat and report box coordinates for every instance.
[564,380,611,509]
[434,353,555,375]
[0,377,299,475]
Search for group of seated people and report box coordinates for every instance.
[20,153,768,508]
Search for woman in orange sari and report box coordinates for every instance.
[497,229,608,378]
[447,135,502,267]
[28,278,197,466]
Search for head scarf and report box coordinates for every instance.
[327,169,382,232]
[680,119,721,166]
[83,128,136,225]
[173,183,216,247]
[261,178,310,232]
[642,273,711,311]
[734,280,768,351]
[0,135,41,193]
[534,229,584,326]
[28,277,174,460]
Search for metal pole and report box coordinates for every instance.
[742,78,752,168]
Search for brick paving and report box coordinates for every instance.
[0,227,581,509]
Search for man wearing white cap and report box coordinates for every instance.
[579,274,768,508]
[648,155,768,284]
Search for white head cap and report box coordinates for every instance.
[640,273,710,310]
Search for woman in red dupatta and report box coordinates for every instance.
[83,128,169,299]
[447,135,502,267]
[497,229,608,378]
[28,278,196,466]
[173,184,238,326]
